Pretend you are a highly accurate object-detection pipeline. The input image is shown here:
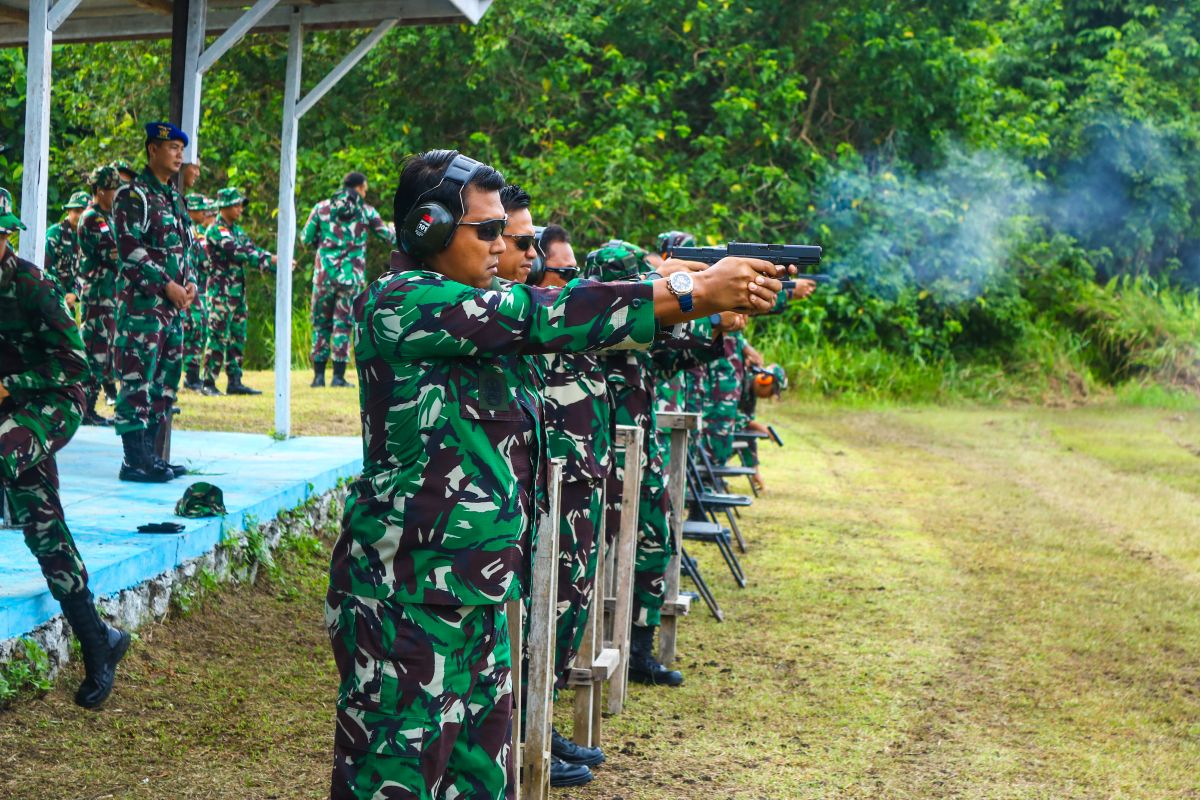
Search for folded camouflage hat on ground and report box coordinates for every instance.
[175,482,226,518]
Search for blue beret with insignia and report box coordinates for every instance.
[144,121,189,147]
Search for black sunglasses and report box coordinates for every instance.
[544,267,579,280]
[458,217,507,242]
[503,232,538,252]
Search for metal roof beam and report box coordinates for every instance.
[196,0,280,73]
[48,0,86,31]
[295,16,394,119]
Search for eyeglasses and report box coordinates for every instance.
[458,217,507,242]
[544,267,579,280]
[503,232,538,252]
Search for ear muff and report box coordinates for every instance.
[398,153,483,260]
[525,225,548,285]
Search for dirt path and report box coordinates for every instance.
[2,402,1197,799]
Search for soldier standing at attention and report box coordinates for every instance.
[325,149,786,800]
[111,122,196,483]
[44,191,90,305]
[203,187,278,396]
[0,187,131,708]
[181,193,215,391]
[76,166,124,426]
[301,171,394,388]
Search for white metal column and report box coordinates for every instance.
[180,0,207,163]
[19,0,85,264]
[272,14,396,438]
[273,7,302,438]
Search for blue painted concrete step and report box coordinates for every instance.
[1,427,361,641]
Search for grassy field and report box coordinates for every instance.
[2,382,1199,799]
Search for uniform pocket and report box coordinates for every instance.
[456,361,524,422]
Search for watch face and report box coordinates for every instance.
[669,271,694,293]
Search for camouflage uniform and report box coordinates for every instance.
[77,171,123,403]
[327,250,656,800]
[584,242,721,630]
[0,245,91,600]
[539,344,611,690]
[182,194,215,378]
[44,221,79,298]
[204,192,273,385]
[301,189,394,365]
[703,331,747,465]
[111,168,192,435]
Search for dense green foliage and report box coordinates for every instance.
[0,1,1196,399]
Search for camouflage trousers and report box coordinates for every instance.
[182,294,208,374]
[609,396,674,630]
[703,395,739,465]
[327,593,514,800]
[311,281,360,364]
[80,297,116,392]
[553,479,604,690]
[205,283,248,382]
[0,391,89,601]
[114,308,183,435]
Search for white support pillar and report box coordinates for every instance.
[19,0,52,264]
[273,7,302,438]
[180,0,207,162]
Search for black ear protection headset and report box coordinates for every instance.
[525,226,548,285]
[398,153,484,260]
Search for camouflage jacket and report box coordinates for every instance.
[0,246,90,403]
[43,220,79,298]
[704,331,747,418]
[539,349,611,484]
[329,250,657,607]
[301,190,394,287]
[189,223,212,295]
[207,219,273,294]
[113,168,194,316]
[77,205,120,308]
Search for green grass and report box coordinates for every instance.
[3,387,1199,799]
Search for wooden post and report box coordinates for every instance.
[570,481,603,746]
[521,460,563,800]
[656,412,699,667]
[606,425,643,716]
[505,598,523,800]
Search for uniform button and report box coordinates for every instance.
[632,299,642,308]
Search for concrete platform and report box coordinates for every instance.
[0,427,361,642]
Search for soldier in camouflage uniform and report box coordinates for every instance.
[202,186,278,396]
[43,191,90,304]
[0,187,131,709]
[326,149,784,800]
[302,172,395,389]
[112,159,137,185]
[112,122,198,483]
[182,193,216,390]
[77,166,124,426]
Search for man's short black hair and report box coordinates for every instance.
[499,184,531,213]
[393,149,505,226]
[343,171,368,190]
[540,224,569,254]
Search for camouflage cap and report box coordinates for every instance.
[175,482,226,518]
[216,186,248,208]
[185,192,213,212]
[582,239,652,283]
[88,164,122,191]
[656,230,696,255]
[64,191,91,210]
[0,187,26,234]
[111,159,136,176]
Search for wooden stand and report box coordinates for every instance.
[656,412,698,666]
[508,461,564,800]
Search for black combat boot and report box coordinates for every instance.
[118,430,173,483]
[226,375,262,395]
[146,421,187,477]
[184,364,203,391]
[627,624,683,686]
[200,378,222,396]
[311,359,327,388]
[330,361,354,388]
[59,590,130,709]
[81,387,114,426]
[551,727,605,767]
[549,756,593,788]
